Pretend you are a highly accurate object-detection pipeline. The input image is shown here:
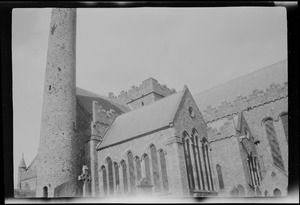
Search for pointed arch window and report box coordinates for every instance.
[159,149,169,192]
[135,157,142,182]
[193,129,205,190]
[101,166,108,196]
[150,144,161,192]
[143,154,151,182]
[202,138,214,190]
[264,118,284,170]
[127,151,136,192]
[280,113,288,141]
[107,158,114,195]
[121,160,128,193]
[182,131,195,190]
[114,163,120,190]
[216,164,224,189]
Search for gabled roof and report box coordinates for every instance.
[76,87,131,115]
[97,89,186,150]
[193,59,287,111]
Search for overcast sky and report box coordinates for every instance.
[12,7,287,188]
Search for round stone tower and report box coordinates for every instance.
[36,8,78,197]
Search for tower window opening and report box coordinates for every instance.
[142,101,144,106]
[43,186,48,198]
[49,85,51,90]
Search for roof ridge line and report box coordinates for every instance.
[194,59,287,96]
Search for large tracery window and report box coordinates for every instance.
[247,152,260,187]
[264,118,285,170]
[183,129,214,192]
[202,138,214,191]
[182,131,195,190]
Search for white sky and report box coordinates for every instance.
[12,7,287,188]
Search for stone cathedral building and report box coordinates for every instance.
[15,9,288,198]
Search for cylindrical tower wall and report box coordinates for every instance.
[36,8,78,197]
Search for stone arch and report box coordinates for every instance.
[273,188,282,197]
[261,117,274,126]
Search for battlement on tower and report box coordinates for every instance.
[109,78,176,105]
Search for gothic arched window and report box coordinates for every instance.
[43,186,48,198]
[193,129,205,190]
[135,157,142,182]
[182,131,195,190]
[216,164,224,189]
[202,138,213,190]
[280,113,288,141]
[274,188,282,197]
[150,144,161,192]
[237,184,245,196]
[127,151,136,192]
[101,166,108,196]
[143,154,151,182]
[264,118,285,170]
[114,162,120,191]
[107,157,114,195]
[121,160,128,193]
[159,149,169,192]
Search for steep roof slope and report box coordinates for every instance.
[97,90,185,150]
[76,87,131,115]
[193,59,287,111]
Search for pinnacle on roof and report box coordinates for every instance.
[18,153,26,168]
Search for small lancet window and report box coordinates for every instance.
[49,85,51,91]
[189,106,195,118]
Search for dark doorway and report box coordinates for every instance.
[43,186,48,198]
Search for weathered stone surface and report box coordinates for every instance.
[36,8,78,197]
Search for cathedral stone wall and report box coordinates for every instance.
[21,177,37,191]
[97,127,190,197]
[243,98,288,196]
[210,135,246,196]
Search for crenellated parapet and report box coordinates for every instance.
[108,78,176,105]
[202,82,288,122]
